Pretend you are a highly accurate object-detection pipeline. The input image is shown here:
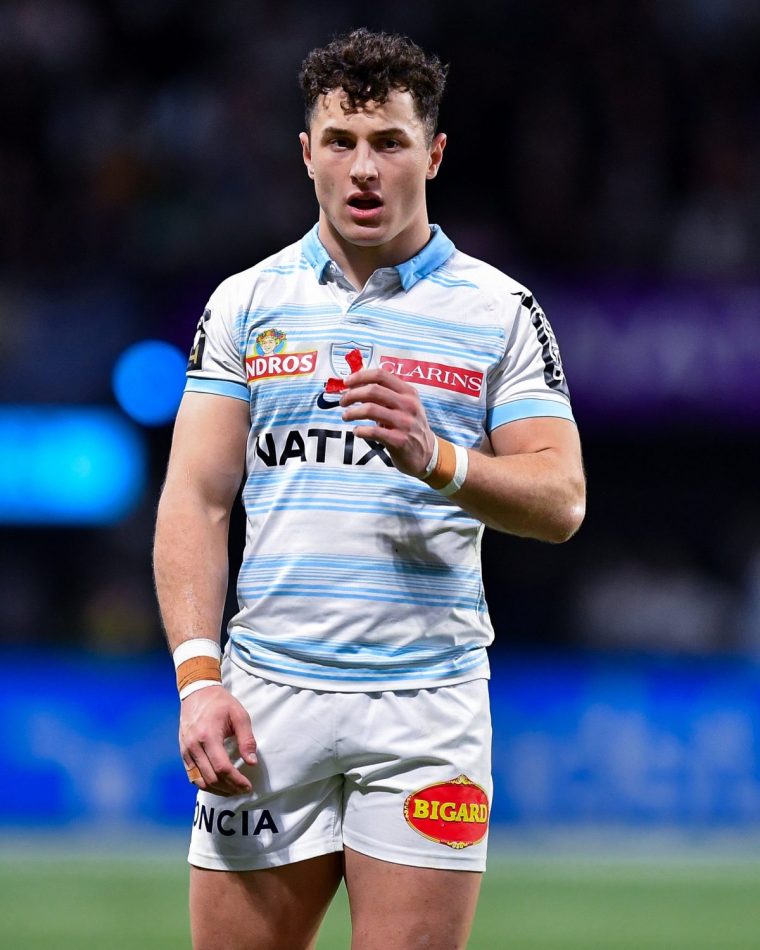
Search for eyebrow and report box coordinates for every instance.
[320,126,410,140]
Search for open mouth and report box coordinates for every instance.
[348,195,383,210]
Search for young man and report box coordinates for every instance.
[154,28,585,950]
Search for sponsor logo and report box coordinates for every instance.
[316,391,341,410]
[246,328,316,383]
[527,299,569,396]
[193,802,279,837]
[254,427,393,468]
[403,775,489,850]
[254,328,287,356]
[379,356,484,396]
[187,308,211,371]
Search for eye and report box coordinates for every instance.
[329,137,352,150]
[381,139,400,150]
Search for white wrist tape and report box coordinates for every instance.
[179,679,221,700]
[422,438,439,478]
[438,443,469,496]
[173,638,221,667]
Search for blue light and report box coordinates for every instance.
[0,408,147,524]
[113,340,186,426]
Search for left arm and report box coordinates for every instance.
[341,368,585,543]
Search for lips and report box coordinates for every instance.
[347,192,384,222]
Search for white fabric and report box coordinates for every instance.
[187,656,492,872]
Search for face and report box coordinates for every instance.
[300,89,446,255]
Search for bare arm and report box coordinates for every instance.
[453,417,585,541]
[340,368,585,541]
[154,391,256,795]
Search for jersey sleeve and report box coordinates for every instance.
[184,278,249,403]
[485,291,575,433]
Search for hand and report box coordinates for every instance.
[179,685,257,797]
[340,368,435,477]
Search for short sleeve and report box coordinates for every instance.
[485,291,575,433]
[184,279,249,403]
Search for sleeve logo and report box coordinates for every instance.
[523,294,569,397]
[187,308,211,371]
[403,774,489,849]
[246,328,317,383]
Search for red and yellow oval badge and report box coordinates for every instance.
[403,775,489,850]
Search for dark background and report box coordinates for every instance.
[2,0,758,660]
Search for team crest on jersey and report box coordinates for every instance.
[246,328,317,383]
[330,341,373,378]
[403,775,489,849]
[316,341,372,409]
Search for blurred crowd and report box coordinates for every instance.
[1,0,759,656]
[2,0,759,286]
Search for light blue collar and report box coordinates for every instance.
[300,223,455,291]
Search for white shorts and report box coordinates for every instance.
[188,655,492,873]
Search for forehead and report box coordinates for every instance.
[311,88,423,133]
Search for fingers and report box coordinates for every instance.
[230,703,258,767]
[180,690,257,798]
[345,367,414,395]
[340,377,419,435]
[183,739,253,797]
[204,739,253,796]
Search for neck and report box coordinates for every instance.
[318,214,432,290]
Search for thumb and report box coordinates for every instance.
[230,704,257,764]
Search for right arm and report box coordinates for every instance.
[154,391,255,796]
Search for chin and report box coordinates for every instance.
[339,224,389,247]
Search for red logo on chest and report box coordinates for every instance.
[379,356,484,396]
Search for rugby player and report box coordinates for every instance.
[154,27,585,949]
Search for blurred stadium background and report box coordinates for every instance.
[2,1,760,947]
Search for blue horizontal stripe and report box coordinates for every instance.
[239,551,479,577]
[424,273,479,289]
[236,584,481,610]
[248,410,482,442]
[486,398,575,431]
[356,304,503,342]
[241,499,476,523]
[240,558,480,592]
[238,551,478,574]
[185,377,249,402]
[229,636,488,682]
[231,629,477,659]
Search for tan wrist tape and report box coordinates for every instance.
[421,437,469,496]
[176,656,222,694]
[423,437,457,490]
[173,638,222,698]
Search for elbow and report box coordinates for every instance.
[546,502,585,543]
[544,485,586,543]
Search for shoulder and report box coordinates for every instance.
[440,248,534,318]
[211,238,308,306]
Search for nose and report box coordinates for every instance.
[350,142,378,183]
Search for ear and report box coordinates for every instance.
[299,132,315,179]
[426,132,447,180]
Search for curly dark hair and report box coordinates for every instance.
[299,28,448,142]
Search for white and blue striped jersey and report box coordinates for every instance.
[185,224,574,691]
